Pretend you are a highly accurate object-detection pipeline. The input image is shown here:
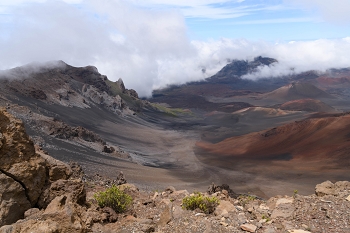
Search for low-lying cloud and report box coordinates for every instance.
[1,0,350,97]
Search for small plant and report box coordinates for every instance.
[261,214,271,222]
[94,185,133,213]
[238,194,257,207]
[293,189,298,198]
[182,193,219,214]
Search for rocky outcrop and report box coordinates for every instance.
[0,109,87,227]
[0,108,46,206]
[315,180,350,197]
[0,172,31,226]
[1,162,350,232]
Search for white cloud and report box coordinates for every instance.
[285,0,350,23]
[242,38,350,79]
[231,17,316,25]
[128,0,278,20]
[1,0,350,97]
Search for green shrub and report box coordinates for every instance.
[93,185,133,213]
[182,193,219,214]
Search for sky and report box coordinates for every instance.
[1,0,350,96]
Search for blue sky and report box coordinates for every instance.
[1,0,350,96]
[128,0,350,41]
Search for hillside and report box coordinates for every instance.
[197,112,350,163]
[279,99,336,112]
[261,82,335,102]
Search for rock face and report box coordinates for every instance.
[0,108,47,220]
[0,172,31,226]
[0,109,86,227]
[315,180,350,197]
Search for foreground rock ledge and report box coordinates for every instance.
[0,108,73,226]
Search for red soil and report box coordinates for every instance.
[196,113,350,165]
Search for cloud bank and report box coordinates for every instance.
[0,0,350,97]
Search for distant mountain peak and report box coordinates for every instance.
[211,56,278,80]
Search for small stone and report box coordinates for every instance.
[214,200,236,216]
[240,223,257,232]
[195,213,206,217]
[152,192,159,200]
[236,206,244,211]
[288,230,311,233]
[237,213,247,224]
[220,221,229,227]
[24,208,40,218]
[165,186,176,193]
[259,204,269,210]
[276,198,293,206]
[346,195,350,202]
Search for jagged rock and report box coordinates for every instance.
[37,179,86,209]
[125,89,139,99]
[157,203,172,226]
[117,78,126,92]
[37,149,72,182]
[69,162,84,179]
[346,195,350,201]
[23,208,41,219]
[315,180,350,197]
[207,183,238,198]
[0,109,47,226]
[165,186,176,194]
[0,172,31,226]
[214,200,236,216]
[103,145,115,153]
[1,193,87,233]
[101,207,118,223]
[240,223,257,232]
[115,171,127,185]
[315,180,335,196]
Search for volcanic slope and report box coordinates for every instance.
[261,82,335,102]
[196,112,350,165]
[279,98,336,112]
[0,61,212,191]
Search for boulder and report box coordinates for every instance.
[0,109,47,205]
[1,195,87,233]
[214,200,237,216]
[241,223,257,232]
[37,179,86,209]
[0,172,31,226]
[0,109,47,226]
[37,149,72,182]
[315,180,335,196]
[207,183,238,198]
